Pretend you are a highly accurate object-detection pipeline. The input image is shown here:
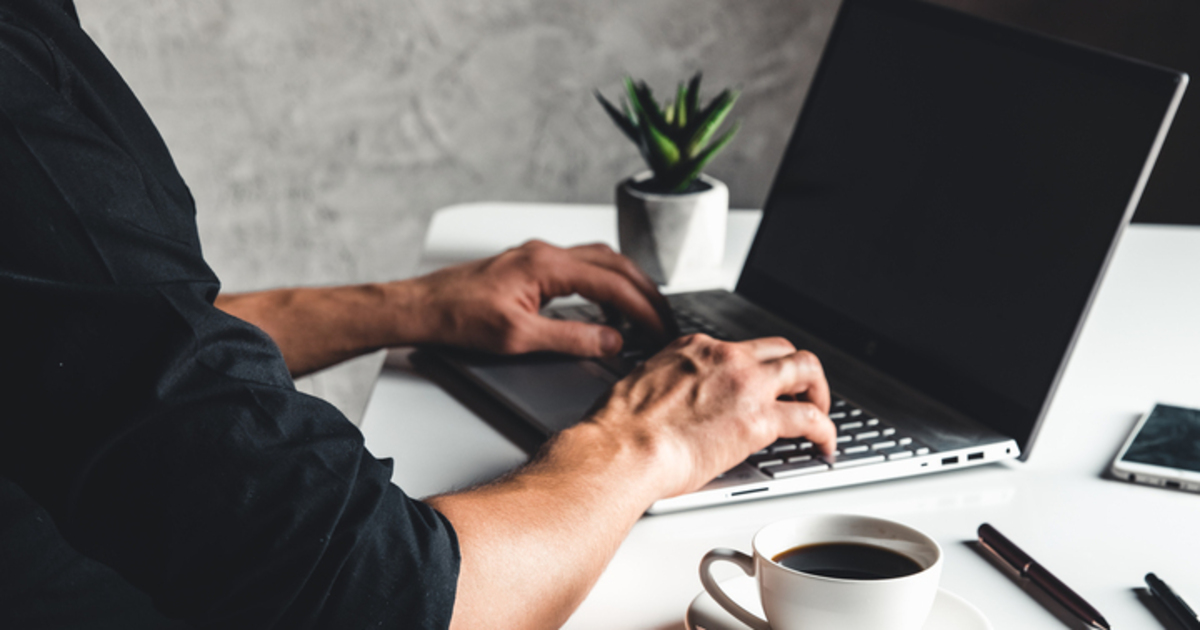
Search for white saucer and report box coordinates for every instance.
[685,574,992,630]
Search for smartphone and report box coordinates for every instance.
[1110,403,1200,493]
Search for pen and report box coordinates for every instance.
[977,523,1111,630]
[1146,573,1200,630]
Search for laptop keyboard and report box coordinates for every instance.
[750,398,931,479]
[546,302,933,477]
[547,303,731,360]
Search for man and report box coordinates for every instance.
[0,1,835,628]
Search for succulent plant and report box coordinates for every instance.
[596,72,740,194]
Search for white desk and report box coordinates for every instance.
[361,202,1200,630]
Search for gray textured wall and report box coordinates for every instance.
[78,0,839,291]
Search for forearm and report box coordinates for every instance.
[427,421,664,630]
[214,282,430,377]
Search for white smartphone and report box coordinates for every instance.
[1110,403,1200,493]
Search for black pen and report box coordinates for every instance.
[1146,573,1200,630]
[977,523,1111,630]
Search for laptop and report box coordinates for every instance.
[419,0,1187,513]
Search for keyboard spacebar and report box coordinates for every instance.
[825,451,886,469]
[762,459,830,478]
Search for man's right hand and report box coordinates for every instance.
[429,333,835,630]
[582,333,837,499]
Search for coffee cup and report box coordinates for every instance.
[699,514,942,630]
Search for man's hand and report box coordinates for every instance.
[586,333,837,497]
[215,240,670,376]
[429,333,835,630]
[407,240,672,357]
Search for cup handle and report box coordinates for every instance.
[700,548,771,630]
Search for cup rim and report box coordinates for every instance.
[751,513,943,584]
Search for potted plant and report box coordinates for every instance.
[596,73,740,285]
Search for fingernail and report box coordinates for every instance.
[600,328,623,356]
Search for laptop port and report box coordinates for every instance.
[942,456,959,465]
[968,452,984,461]
[731,487,768,497]
[1165,480,1181,489]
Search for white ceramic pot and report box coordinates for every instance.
[616,171,728,286]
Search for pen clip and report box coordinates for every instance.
[978,523,1034,575]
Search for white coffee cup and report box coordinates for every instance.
[699,514,942,630]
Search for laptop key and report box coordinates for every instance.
[842,445,870,455]
[747,452,782,465]
[838,421,864,431]
[879,447,914,460]
[754,458,784,469]
[822,451,886,469]
[870,440,898,450]
[770,442,799,454]
[854,430,881,441]
[763,458,830,478]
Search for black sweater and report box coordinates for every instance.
[0,2,458,627]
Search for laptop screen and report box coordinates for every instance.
[737,0,1184,453]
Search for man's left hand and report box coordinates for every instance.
[403,240,672,357]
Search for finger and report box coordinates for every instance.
[567,244,677,337]
[514,313,624,357]
[540,255,666,336]
[772,400,838,455]
[766,350,831,414]
[568,243,659,295]
[734,336,797,362]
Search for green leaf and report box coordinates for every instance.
[627,79,670,136]
[663,101,674,125]
[686,89,739,158]
[644,121,681,172]
[672,120,740,192]
[595,90,639,144]
[618,79,657,167]
[675,81,688,130]
[685,72,702,121]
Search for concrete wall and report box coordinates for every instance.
[79,0,1200,291]
[78,0,839,292]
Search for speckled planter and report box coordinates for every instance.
[616,172,728,286]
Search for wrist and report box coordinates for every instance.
[543,412,677,511]
[373,277,437,347]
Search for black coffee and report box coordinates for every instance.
[772,542,922,580]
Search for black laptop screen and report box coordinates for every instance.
[737,0,1183,452]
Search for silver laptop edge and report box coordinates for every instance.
[1019,73,1189,461]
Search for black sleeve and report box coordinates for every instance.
[0,6,459,628]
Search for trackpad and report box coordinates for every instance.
[466,358,618,434]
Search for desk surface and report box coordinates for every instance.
[362,202,1200,630]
